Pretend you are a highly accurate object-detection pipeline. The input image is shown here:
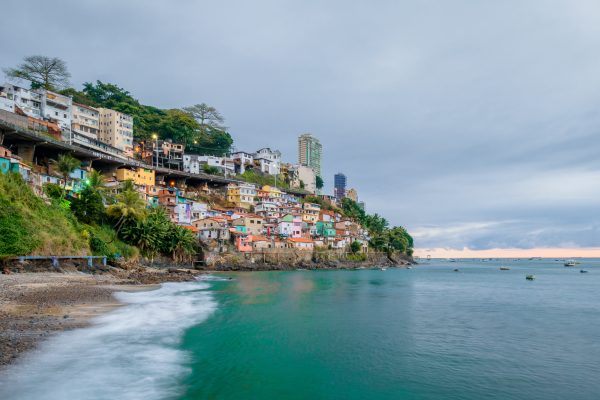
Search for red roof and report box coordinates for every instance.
[288,237,314,243]
[251,236,269,242]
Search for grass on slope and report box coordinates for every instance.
[0,172,90,257]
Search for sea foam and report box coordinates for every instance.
[0,280,217,400]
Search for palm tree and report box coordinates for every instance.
[106,189,147,234]
[50,153,80,192]
[86,169,106,192]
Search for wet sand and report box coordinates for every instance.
[0,270,198,367]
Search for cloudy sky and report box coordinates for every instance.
[2,0,600,255]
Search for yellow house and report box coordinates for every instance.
[227,183,257,209]
[302,202,321,224]
[116,167,155,187]
[259,185,283,200]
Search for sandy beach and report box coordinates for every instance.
[0,268,201,367]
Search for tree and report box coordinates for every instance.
[350,241,362,254]
[316,175,324,190]
[341,197,366,223]
[82,80,167,140]
[158,109,200,144]
[50,154,80,193]
[59,88,97,107]
[183,104,233,156]
[71,187,105,224]
[71,169,106,224]
[106,189,147,234]
[86,169,106,192]
[183,103,226,132]
[202,164,221,175]
[162,225,197,263]
[4,55,71,90]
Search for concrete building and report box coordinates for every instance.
[43,91,72,132]
[154,140,184,170]
[115,167,155,187]
[232,215,265,235]
[287,164,316,193]
[226,182,257,209]
[334,173,346,199]
[231,151,254,174]
[72,103,99,141]
[253,147,281,175]
[298,133,322,177]
[0,82,71,132]
[98,108,134,156]
[183,154,234,175]
[302,202,321,224]
[346,188,358,202]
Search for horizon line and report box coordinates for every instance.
[413,247,600,258]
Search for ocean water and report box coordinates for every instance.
[1,259,600,399]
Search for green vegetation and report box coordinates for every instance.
[316,175,324,190]
[60,80,233,155]
[202,164,221,175]
[0,173,88,257]
[239,170,290,189]
[350,240,362,254]
[0,169,197,262]
[340,198,413,255]
[50,153,80,193]
[120,208,197,262]
[301,195,340,213]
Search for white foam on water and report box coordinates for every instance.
[0,280,217,400]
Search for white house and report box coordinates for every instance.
[0,81,72,133]
[231,151,254,174]
[183,154,235,175]
[253,147,281,175]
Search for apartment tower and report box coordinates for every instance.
[298,133,322,177]
[334,173,346,199]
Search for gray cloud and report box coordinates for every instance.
[2,0,600,250]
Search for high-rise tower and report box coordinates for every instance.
[334,173,347,199]
[298,133,322,177]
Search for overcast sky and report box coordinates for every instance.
[2,0,600,253]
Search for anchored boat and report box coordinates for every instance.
[526,274,535,281]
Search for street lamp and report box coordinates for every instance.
[152,134,158,168]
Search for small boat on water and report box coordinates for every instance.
[526,274,535,280]
[407,266,412,269]
[580,269,588,273]
[380,267,388,271]
[453,268,460,272]
[499,266,510,271]
[564,260,576,267]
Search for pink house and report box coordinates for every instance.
[231,229,253,252]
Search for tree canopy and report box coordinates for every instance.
[4,55,71,90]
[60,81,234,155]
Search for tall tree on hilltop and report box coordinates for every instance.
[182,103,233,155]
[4,55,71,90]
[183,103,226,133]
[158,109,200,144]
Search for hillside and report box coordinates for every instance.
[0,173,89,257]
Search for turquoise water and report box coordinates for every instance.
[1,259,600,399]
[180,260,600,400]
